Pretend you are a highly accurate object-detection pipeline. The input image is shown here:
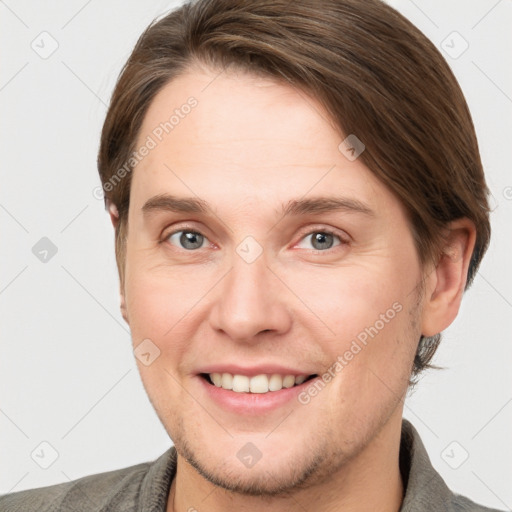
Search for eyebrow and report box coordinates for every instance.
[141,193,375,218]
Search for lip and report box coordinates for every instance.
[195,363,315,378]
[196,373,320,415]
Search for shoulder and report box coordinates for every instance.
[400,420,505,512]
[0,450,173,512]
[450,493,505,511]
[0,461,150,512]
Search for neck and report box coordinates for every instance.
[167,414,405,512]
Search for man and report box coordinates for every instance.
[0,0,503,510]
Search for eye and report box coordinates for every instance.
[165,229,209,250]
[296,230,345,251]
[161,226,347,253]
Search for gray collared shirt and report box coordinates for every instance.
[0,419,504,511]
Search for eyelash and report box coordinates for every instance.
[160,224,350,253]
[295,229,348,252]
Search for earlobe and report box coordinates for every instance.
[109,201,127,323]
[420,219,477,337]
[107,199,119,229]
[120,289,129,324]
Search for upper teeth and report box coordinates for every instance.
[209,373,309,393]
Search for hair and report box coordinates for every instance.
[97,0,491,380]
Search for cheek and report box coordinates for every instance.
[124,245,203,341]
[123,274,190,394]
[290,260,420,392]
[283,260,408,340]
[335,294,419,406]
[124,275,167,341]
[123,262,216,383]
[125,272,191,410]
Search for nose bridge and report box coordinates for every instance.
[210,244,290,341]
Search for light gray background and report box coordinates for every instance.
[1,0,511,509]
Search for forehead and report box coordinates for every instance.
[136,66,340,160]
[130,66,398,217]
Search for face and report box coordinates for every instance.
[122,65,426,495]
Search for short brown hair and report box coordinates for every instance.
[97,0,491,379]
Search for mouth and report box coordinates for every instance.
[200,372,318,394]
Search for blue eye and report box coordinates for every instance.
[297,231,343,251]
[163,228,346,253]
[167,230,208,250]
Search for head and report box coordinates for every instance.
[97,0,490,496]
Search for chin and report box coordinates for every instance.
[182,444,327,496]
[170,417,349,497]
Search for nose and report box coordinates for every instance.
[208,251,292,343]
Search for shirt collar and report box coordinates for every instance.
[399,418,453,511]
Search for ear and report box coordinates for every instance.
[420,218,477,337]
[106,200,128,324]
[120,284,129,325]
[106,199,119,230]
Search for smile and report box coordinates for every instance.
[202,372,318,394]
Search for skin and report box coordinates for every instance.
[109,64,476,512]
